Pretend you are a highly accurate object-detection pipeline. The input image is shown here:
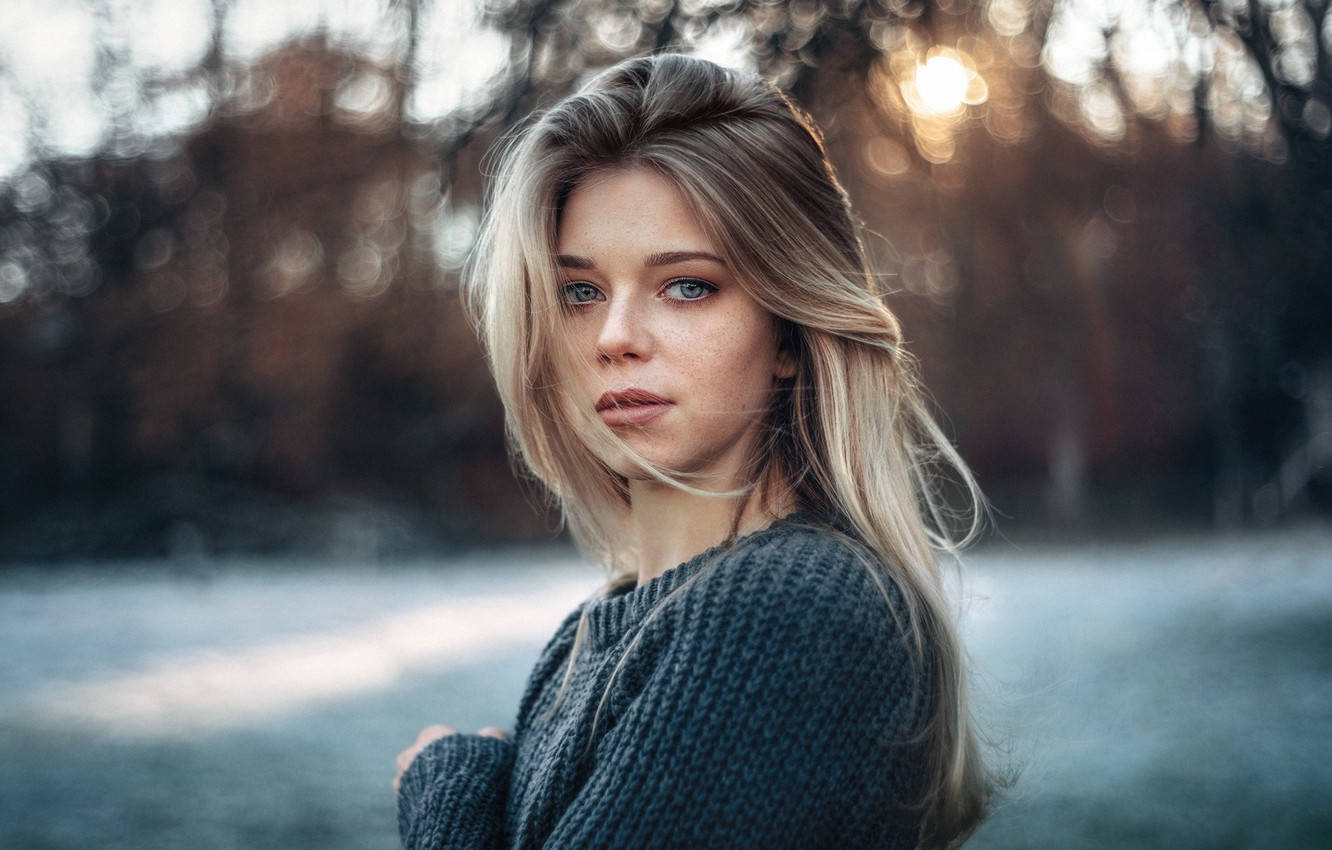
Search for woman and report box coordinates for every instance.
[393,53,994,849]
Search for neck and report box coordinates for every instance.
[628,475,796,587]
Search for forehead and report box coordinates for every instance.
[556,167,716,255]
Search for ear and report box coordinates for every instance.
[774,349,797,380]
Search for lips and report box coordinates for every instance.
[595,388,673,427]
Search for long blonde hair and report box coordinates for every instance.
[463,53,994,848]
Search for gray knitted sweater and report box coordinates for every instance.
[397,516,930,849]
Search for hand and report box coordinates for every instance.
[393,724,509,793]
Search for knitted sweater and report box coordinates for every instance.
[397,516,931,849]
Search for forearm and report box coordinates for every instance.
[397,734,514,850]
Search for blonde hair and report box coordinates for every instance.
[463,53,994,848]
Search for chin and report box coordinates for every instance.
[597,447,664,481]
[605,450,739,489]
[586,428,745,486]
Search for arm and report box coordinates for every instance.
[542,545,930,849]
[397,733,514,850]
[396,603,588,850]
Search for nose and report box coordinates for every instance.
[595,293,652,363]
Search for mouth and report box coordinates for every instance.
[595,388,673,427]
[595,388,670,411]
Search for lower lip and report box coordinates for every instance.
[598,403,671,427]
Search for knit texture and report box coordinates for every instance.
[398,516,932,849]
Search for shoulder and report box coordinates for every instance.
[513,599,588,727]
[689,520,910,633]
[643,521,929,741]
[657,521,920,690]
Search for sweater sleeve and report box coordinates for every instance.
[397,733,514,850]
[396,602,588,850]
[542,537,930,849]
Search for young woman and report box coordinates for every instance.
[393,53,995,849]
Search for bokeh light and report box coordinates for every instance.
[0,0,1325,554]
[912,53,973,115]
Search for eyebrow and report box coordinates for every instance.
[555,250,727,269]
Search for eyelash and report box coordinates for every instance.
[560,278,718,307]
[662,278,718,302]
[562,281,602,306]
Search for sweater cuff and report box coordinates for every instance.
[397,734,515,850]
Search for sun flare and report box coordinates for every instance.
[915,54,970,114]
[901,47,989,119]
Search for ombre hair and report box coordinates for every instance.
[463,53,994,848]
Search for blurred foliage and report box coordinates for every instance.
[441,0,1331,172]
[0,0,1328,558]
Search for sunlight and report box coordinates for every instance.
[687,17,756,72]
[18,580,590,737]
[902,48,989,119]
[915,54,970,114]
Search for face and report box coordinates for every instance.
[554,167,795,485]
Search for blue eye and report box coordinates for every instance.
[663,278,717,301]
[562,282,603,305]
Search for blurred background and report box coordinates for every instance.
[1,0,1329,848]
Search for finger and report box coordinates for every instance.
[477,726,507,739]
[416,724,455,744]
[396,747,416,774]
[396,724,455,776]
[394,724,457,793]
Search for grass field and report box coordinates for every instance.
[2,526,1329,849]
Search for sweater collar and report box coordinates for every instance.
[583,512,810,651]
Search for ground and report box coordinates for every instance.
[1,526,1329,849]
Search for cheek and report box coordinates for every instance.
[692,322,780,404]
